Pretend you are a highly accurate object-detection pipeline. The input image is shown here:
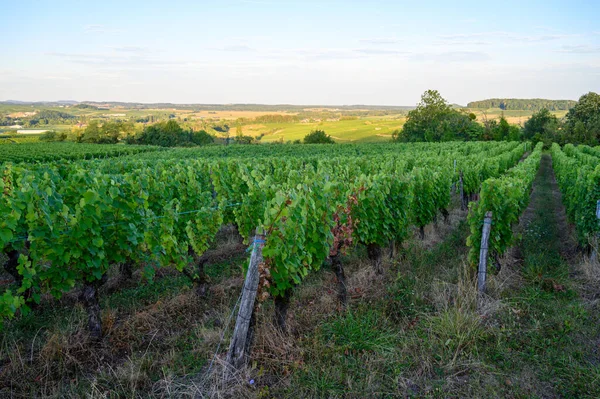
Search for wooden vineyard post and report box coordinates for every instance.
[592,200,600,264]
[451,160,457,194]
[225,232,265,375]
[478,212,493,294]
[459,171,467,211]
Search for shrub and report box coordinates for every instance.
[303,130,335,144]
[39,131,67,142]
[129,120,214,147]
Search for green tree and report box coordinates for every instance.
[401,90,451,142]
[468,98,576,111]
[98,121,121,144]
[39,130,67,142]
[303,129,335,144]
[399,90,482,142]
[128,120,214,147]
[522,109,560,144]
[79,120,134,144]
[508,125,522,141]
[492,116,510,141]
[565,92,600,145]
[79,120,101,143]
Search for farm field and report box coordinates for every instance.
[468,108,569,126]
[1,102,569,144]
[1,141,598,397]
[238,117,404,142]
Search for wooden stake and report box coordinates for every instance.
[451,160,457,194]
[591,200,600,263]
[225,232,265,375]
[478,212,493,294]
[367,243,383,274]
[459,171,466,211]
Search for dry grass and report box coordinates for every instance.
[414,200,467,251]
[190,110,296,121]
[574,255,600,313]
[579,254,600,283]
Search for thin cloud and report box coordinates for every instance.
[412,51,491,63]
[111,46,147,53]
[438,31,574,43]
[239,0,274,4]
[47,51,158,66]
[435,40,490,46]
[84,24,103,32]
[84,24,123,34]
[359,38,402,45]
[557,45,600,54]
[41,76,72,81]
[519,34,573,42]
[302,49,360,61]
[45,51,224,72]
[354,48,407,55]
[221,44,256,52]
[439,31,510,39]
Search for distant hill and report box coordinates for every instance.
[467,98,576,111]
[2,100,77,106]
[78,102,415,112]
[1,101,414,112]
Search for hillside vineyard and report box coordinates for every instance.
[4,141,599,341]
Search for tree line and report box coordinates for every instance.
[523,92,600,146]
[394,90,600,146]
[71,120,214,147]
[467,98,577,111]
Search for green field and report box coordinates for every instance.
[236,117,405,143]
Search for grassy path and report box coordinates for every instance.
[487,153,600,398]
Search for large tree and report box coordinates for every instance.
[564,92,600,145]
[522,108,560,144]
[128,120,213,147]
[79,120,136,144]
[398,90,482,142]
[303,129,335,144]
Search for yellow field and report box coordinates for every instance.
[468,109,567,126]
[189,110,296,120]
[228,117,406,143]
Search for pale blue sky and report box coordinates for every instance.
[1,0,599,105]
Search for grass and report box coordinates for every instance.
[478,154,600,397]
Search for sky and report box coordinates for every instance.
[1,0,599,106]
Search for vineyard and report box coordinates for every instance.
[0,142,160,163]
[1,141,599,397]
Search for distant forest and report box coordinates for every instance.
[467,98,577,111]
[0,101,414,113]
